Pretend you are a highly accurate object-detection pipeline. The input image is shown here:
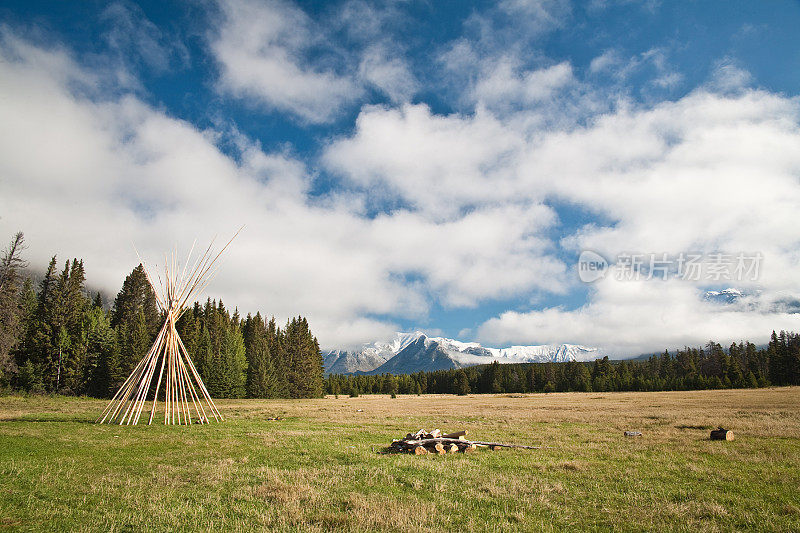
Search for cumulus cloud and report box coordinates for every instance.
[209,0,362,123]
[323,103,526,217]
[708,57,753,93]
[208,0,419,121]
[0,29,566,349]
[476,89,800,353]
[358,44,418,103]
[472,59,575,110]
[336,0,418,103]
[323,67,800,353]
[3,1,800,357]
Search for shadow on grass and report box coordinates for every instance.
[675,424,713,430]
[1,415,97,423]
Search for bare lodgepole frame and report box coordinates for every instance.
[97,229,242,425]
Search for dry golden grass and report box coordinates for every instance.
[1,388,799,532]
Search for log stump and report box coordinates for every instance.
[710,428,734,441]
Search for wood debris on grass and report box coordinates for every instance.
[710,427,734,441]
[388,429,542,455]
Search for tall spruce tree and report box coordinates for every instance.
[283,316,324,398]
[0,232,26,384]
[266,317,289,397]
[109,264,160,393]
[18,256,59,390]
[60,259,90,394]
[110,264,159,334]
[244,313,280,398]
[84,306,118,397]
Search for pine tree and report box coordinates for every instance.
[60,259,91,394]
[0,232,26,385]
[194,326,214,391]
[283,316,323,398]
[382,373,399,396]
[20,256,60,391]
[266,317,289,397]
[244,313,280,398]
[84,306,118,397]
[109,265,160,393]
[110,265,159,335]
[455,369,470,395]
[219,324,247,398]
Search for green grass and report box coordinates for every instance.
[1,388,799,532]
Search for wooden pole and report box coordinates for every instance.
[148,334,169,425]
[99,232,241,426]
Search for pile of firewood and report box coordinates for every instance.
[389,429,540,455]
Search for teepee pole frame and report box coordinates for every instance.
[97,229,241,426]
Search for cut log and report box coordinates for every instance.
[447,444,459,453]
[430,429,442,438]
[401,437,542,450]
[442,430,467,439]
[463,444,477,453]
[710,428,734,441]
[433,442,446,454]
[471,441,542,450]
[413,445,428,455]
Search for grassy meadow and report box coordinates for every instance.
[1,388,799,532]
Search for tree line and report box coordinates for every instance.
[326,333,800,396]
[0,233,324,398]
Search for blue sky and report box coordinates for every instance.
[1,1,800,354]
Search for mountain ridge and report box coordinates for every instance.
[323,332,602,375]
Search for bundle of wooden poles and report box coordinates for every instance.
[97,229,241,426]
[389,429,541,455]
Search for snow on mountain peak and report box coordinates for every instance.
[323,331,604,374]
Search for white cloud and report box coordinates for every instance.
[359,44,418,103]
[3,9,800,358]
[479,278,800,356]
[589,47,683,92]
[323,68,800,353]
[497,0,572,33]
[324,103,526,218]
[101,1,189,74]
[589,49,622,74]
[0,31,395,348]
[209,0,419,120]
[0,30,567,349]
[335,0,419,103]
[366,205,567,307]
[708,57,753,93]
[472,59,575,110]
[209,0,362,123]
[477,89,800,353]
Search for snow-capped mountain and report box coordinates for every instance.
[323,332,602,375]
[704,288,744,304]
[323,331,426,374]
